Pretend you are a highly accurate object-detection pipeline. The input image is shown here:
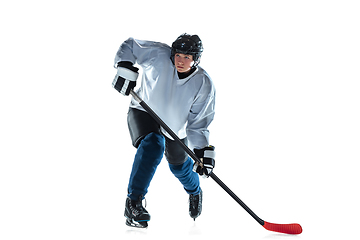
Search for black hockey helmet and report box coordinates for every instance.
[171,33,203,67]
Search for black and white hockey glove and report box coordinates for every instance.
[113,61,139,96]
[193,145,215,178]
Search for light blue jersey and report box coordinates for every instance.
[114,38,215,149]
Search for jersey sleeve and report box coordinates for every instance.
[186,76,216,149]
[114,37,170,68]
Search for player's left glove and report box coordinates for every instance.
[193,145,215,178]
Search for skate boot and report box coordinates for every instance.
[124,196,150,228]
[189,189,202,220]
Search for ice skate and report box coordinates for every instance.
[124,196,150,228]
[189,189,202,220]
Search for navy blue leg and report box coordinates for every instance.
[127,132,165,200]
[169,157,201,195]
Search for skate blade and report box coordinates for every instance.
[126,218,148,228]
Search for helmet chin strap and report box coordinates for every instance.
[193,57,200,68]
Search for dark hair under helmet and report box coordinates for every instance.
[171,33,203,67]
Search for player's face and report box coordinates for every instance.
[174,53,194,73]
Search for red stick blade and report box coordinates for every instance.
[263,221,302,235]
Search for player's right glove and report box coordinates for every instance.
[113,61,139,96]
[193,145,215,178]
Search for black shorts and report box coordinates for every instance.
[127,107,188,165]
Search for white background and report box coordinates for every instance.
[1,0,359,239]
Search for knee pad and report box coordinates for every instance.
[165,137,188,165]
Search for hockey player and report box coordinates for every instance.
[113,34,216,228]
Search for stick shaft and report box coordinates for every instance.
[209,172,264,225]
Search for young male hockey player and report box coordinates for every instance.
[113,34,216,228]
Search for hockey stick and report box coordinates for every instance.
[129,90,302,235]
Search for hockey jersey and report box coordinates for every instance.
[114,38,215,149]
